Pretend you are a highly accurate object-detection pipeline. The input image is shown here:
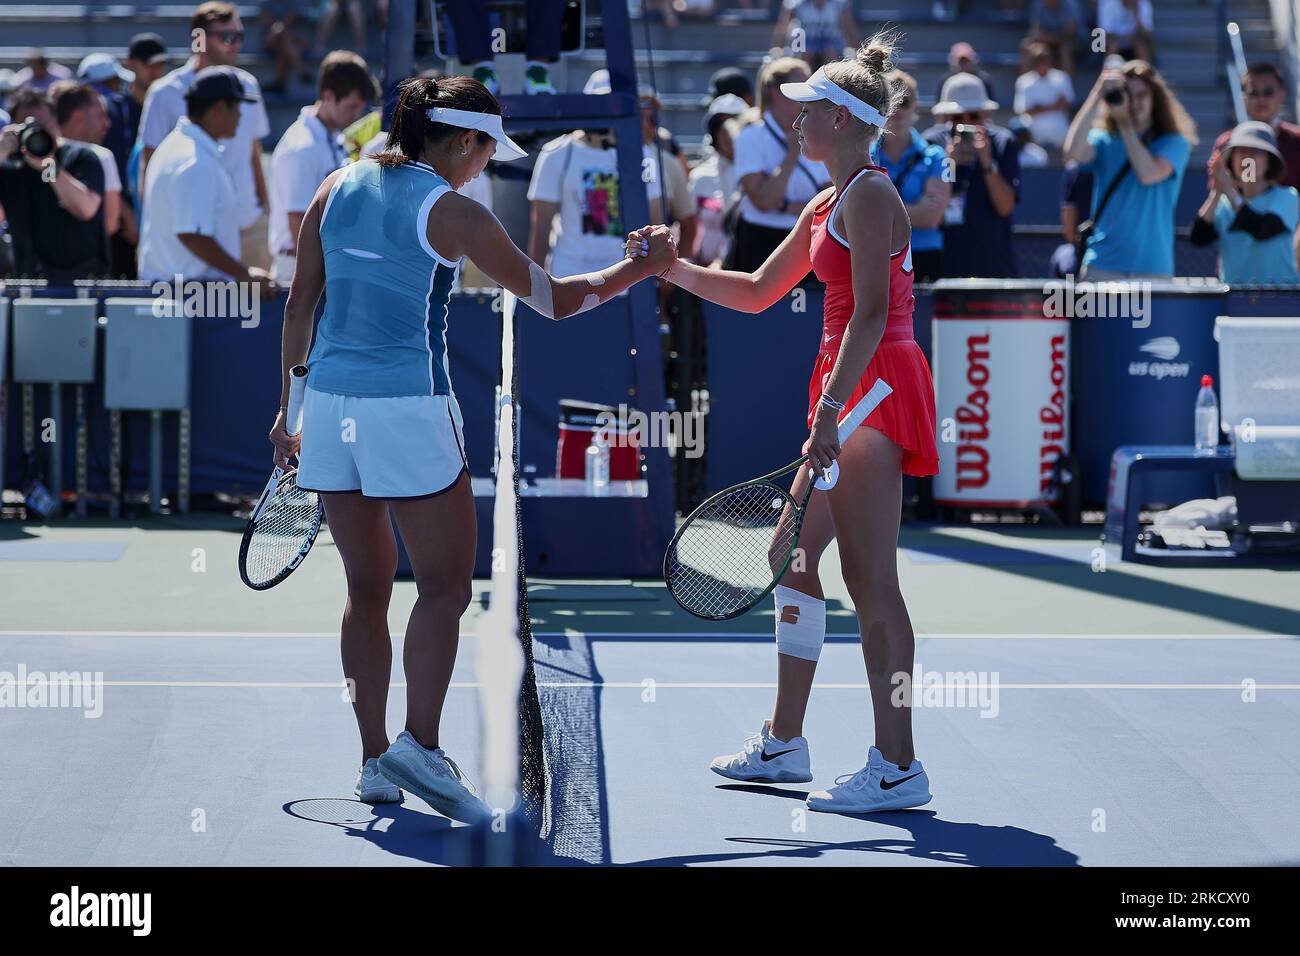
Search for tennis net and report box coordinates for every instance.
[476,289,607,865]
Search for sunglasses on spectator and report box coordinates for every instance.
[950,112,982,122]
[1245,87,1280,98]
[213,30,244,44]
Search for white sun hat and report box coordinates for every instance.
[779,67,888,127]
[426,106,527,161]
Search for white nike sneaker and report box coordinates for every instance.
[806,746,932,814]
[710,719,813,783]
[376,731,490,824]
[355,756,401,803]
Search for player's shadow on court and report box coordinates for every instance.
[283,798,476,865]
[636,791,1079,867]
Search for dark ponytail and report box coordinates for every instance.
[377,74,502,167]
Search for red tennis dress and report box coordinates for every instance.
[807,165,939,477]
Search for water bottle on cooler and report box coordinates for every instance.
[1194,374,1219,456]
[585,426,610,496]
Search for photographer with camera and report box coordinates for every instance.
[922,74,1020,278]
[0,88,108,282]
[1063,59,1195,280]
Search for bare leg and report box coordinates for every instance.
[767,466,836,742]
[322,491,397,763]
[388,472,476,749]
[824,427,916,767]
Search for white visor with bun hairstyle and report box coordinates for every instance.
[779,67,888,127]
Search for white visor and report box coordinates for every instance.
[779,67,887,128]
[425,106,527,161]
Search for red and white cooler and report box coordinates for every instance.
[932,286,1069,507]
[555,399,641,481]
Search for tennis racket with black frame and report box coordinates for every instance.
[664,378,892,621]
[238,365,323,590]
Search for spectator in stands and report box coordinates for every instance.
[874,69,949,282]
[12,49,73,94]
[1052,160,1094,276]
[771,1,860,71]
[1010,116,1050,166]
[139,2,272,272]
[1015,42,1074,150]
[443,0,563,95]
[50,82,124,246]
[935,42,998,104]
[729,58,831,274]
[689,94,747,266]
[125,34,171,128]
[923,74,1020,278]
[1207,64,1300,192]
[1029,0,1079,76]
[1063,60,1195,279]
[138,67,271,293]
[260,2,314,94]
[647,0,717,29]
[0,89,107,282]
[704,67,755,109]
[269,52,378,281]
[641,88,699,256]
[1191,121,1299,285]
[526,71,683,280]
[1097,0,1153,63]
[75,55,135,195]
[316,0,387,56]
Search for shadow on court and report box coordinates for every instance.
[624,810,1080,867]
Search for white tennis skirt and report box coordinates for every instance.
[295,386,467,499]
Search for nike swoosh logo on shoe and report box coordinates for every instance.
[760,748,800,762]
[880,772,923,790]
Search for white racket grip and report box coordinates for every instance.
[837,378,893,444]
[286,365,309,437]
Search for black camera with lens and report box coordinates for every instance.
[19,117,56,160]
[1103,88,1126,106]
[955,123,978,143]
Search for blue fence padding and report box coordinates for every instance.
[701,289,825,492]
[1013,164,1215,228]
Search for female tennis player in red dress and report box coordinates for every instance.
[632,34,939,813]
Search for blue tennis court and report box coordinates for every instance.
[4,518,1297,868]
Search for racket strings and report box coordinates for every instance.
[667,482,799,619]
[243,474,321,587]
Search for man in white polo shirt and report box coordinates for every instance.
[268,51,376,281]
[138,66,271,291]
[137,2,272,270]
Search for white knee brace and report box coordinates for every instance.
[773,585,826,662]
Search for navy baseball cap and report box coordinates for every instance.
[185,66,257,103]
[128,33,169,65]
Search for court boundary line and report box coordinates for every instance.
[1,630,1295,641]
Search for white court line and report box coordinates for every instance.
[0,630,1295,641]
[4,680,1300,690]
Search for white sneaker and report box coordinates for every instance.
[710,719,813,783]
[806,746,932,814]
[355,756,401,803]
[376,731,490,824]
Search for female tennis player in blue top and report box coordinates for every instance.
[269,74,675,822]
[631,34,939,814]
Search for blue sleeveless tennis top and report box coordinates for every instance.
[307,159,460,398]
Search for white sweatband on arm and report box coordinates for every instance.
[773,585,826,662]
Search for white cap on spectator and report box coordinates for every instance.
[77,52,134,85]
[704,93,747,132]
[584,69,612,96]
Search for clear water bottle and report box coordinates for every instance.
[585,427,610,496]
[1194,374,1219,456]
